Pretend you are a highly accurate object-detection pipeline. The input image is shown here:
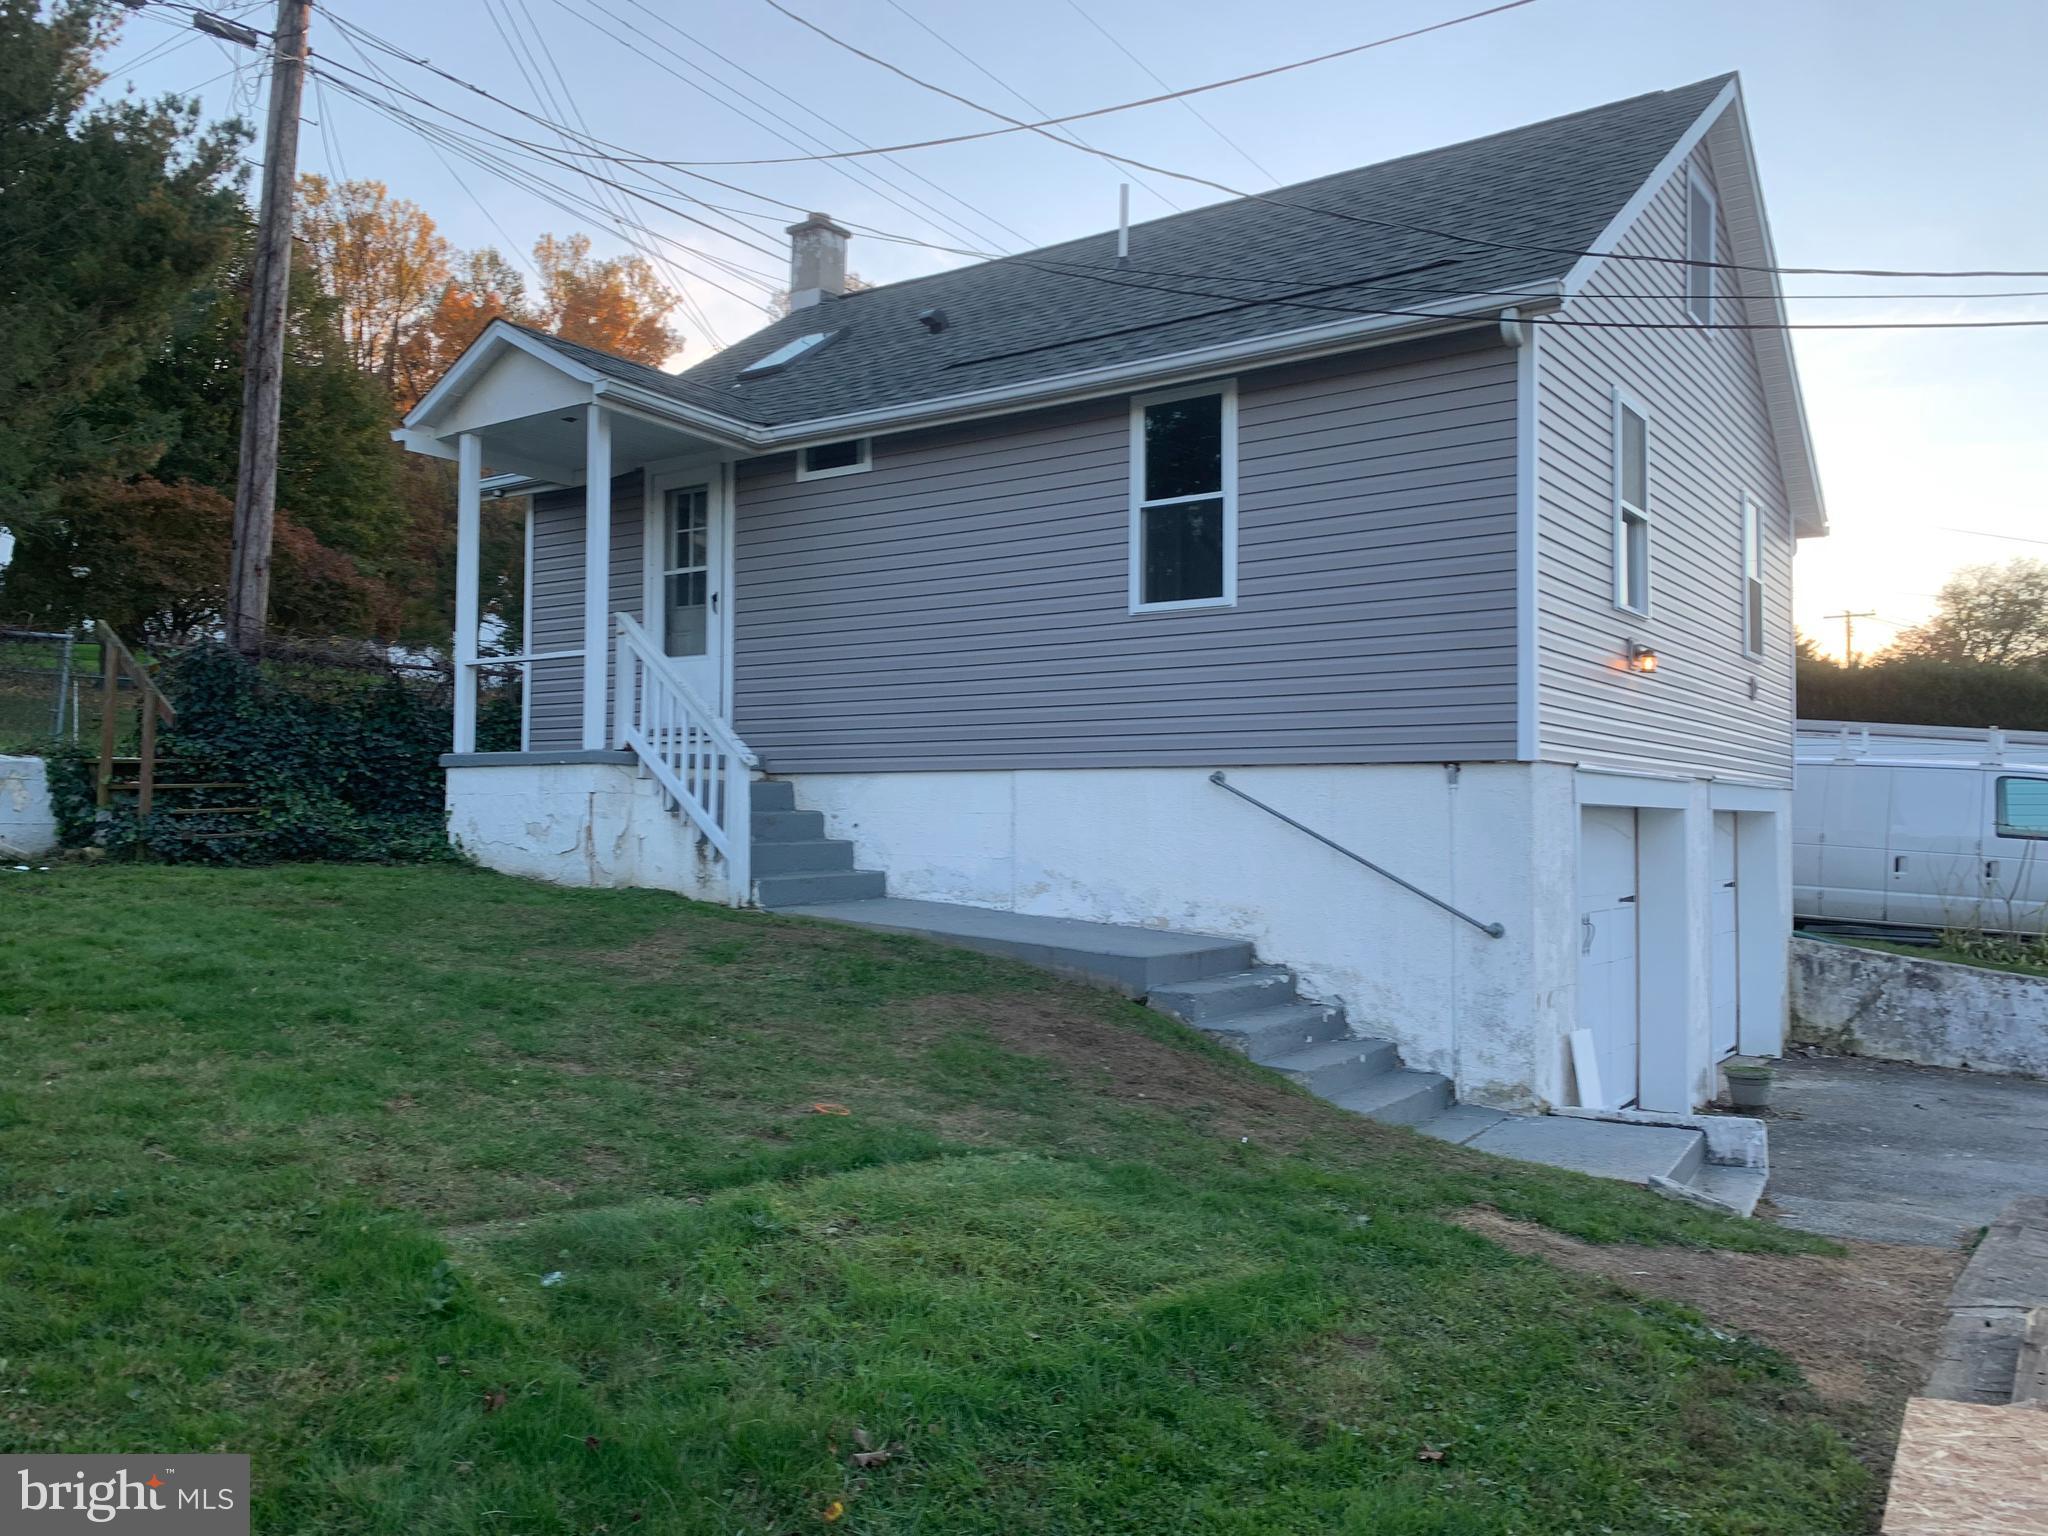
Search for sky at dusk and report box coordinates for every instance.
[99,0,2048,656]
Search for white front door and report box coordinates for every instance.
[1711,811,1739,1058]
[654,478,726,711]
[1578,806,1641,1108]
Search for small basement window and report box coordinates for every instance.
[1613,389,1651,615]
[795,438,870,480]
[739,329,838,378]
[1996,777,2048,839]
[1130,383,1236,611]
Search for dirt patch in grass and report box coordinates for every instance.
[1456,1208,1961,1479]
[908,990,1329,1148]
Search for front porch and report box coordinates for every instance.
[403,325,760,903]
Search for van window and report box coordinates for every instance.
[1995,776,2048,839]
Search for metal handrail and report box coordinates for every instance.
[1208,770,1506,938]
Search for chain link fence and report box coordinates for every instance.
[0,627,99,750]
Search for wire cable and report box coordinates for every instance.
[1059,0,1278,186]
[879,0,1184,214]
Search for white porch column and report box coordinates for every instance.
[580,407,613,749]
[452,431,482,754]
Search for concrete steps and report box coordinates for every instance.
[748,780,890,911]
[748,776,1752,1207]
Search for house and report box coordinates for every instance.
[398,74,1827,1120]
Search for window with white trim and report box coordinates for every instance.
[1686,168,1717,325]
[796,438,870,480]
[1613,391,1651,615]
[1130,383,1236,611]
[1741,494,1765,656]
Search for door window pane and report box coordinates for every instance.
[664,487,710,658]
[1997,777,2048,839]
[1143,394,1222,502]
[1142,498,1224,606]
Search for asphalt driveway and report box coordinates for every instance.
[1766,1052,2048,1246]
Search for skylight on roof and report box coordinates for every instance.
[738,329,839,378]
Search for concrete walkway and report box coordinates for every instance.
[1768,1053,2048,1246]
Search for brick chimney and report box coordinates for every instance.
[786,213,850,310]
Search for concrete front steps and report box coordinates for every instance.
[754,779,1760,1210]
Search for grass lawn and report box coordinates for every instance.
[1827,932,2048,979]
[2,865,1872,1533]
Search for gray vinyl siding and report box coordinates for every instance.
[731,336,1520,773]
[524,472,644,750]
[1535,144,1797,784]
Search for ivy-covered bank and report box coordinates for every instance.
[46,646,512,864]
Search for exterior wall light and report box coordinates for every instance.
[1626,641,1659,674]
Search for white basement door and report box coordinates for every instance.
[1577,806,1641,1109]
[1711,811,1739,1058]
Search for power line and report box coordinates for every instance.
[726,0,1537,165]
[486,0,725,347]
[1001,252,2048,336]
[312,66,784,312]
[1058,0,1278,186]
[305,21,1018,262]
[596,0,1034,252]
[306,39,792,264]
[1943,528,2048,547]
[602,3,2048,286]
[879,0,1185,214]
[549,0,1019,259]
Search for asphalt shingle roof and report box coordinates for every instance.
[530,76,1732,430]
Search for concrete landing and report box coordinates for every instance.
[1457,1115,1707,1186]
[783,897,1254,995]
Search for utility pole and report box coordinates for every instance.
[1824,609,1876,667]
[225,0,314,655]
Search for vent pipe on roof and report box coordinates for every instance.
[786,213,850,310]
[1116,184,1130,268]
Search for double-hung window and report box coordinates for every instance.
[1612,389,1651,615]
[1740,494,1765,656]
[1130,382,1236,611]
[1686,167,1718,325]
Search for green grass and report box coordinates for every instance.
[1828,932,2048,978]
[2,865,1867,1533]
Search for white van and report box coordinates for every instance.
[1794,720,2048,934]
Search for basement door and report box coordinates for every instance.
[1711,811,1740,1058]
[649,475,729,713]
[1577,806,1641,1108]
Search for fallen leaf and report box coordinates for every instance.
[821,1500,845,1523]
[851,1427,873,1451]
[584,1435,601,1452]
[808,1102,852,1116]
[482,1388,508,1414]
[434,1355,453,1368]
[1416,1445,1448,1463]
[850,1448,896,1469]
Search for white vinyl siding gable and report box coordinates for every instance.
[1535,141,1797,784]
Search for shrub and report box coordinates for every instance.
[48,644,483,866]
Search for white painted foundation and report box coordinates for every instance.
[446,759,726,901]
[793,760,1787,1113]
[792,761,1578,1109]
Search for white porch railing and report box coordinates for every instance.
[612,611,757,904]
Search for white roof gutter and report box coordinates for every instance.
[587,285,1562,453]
